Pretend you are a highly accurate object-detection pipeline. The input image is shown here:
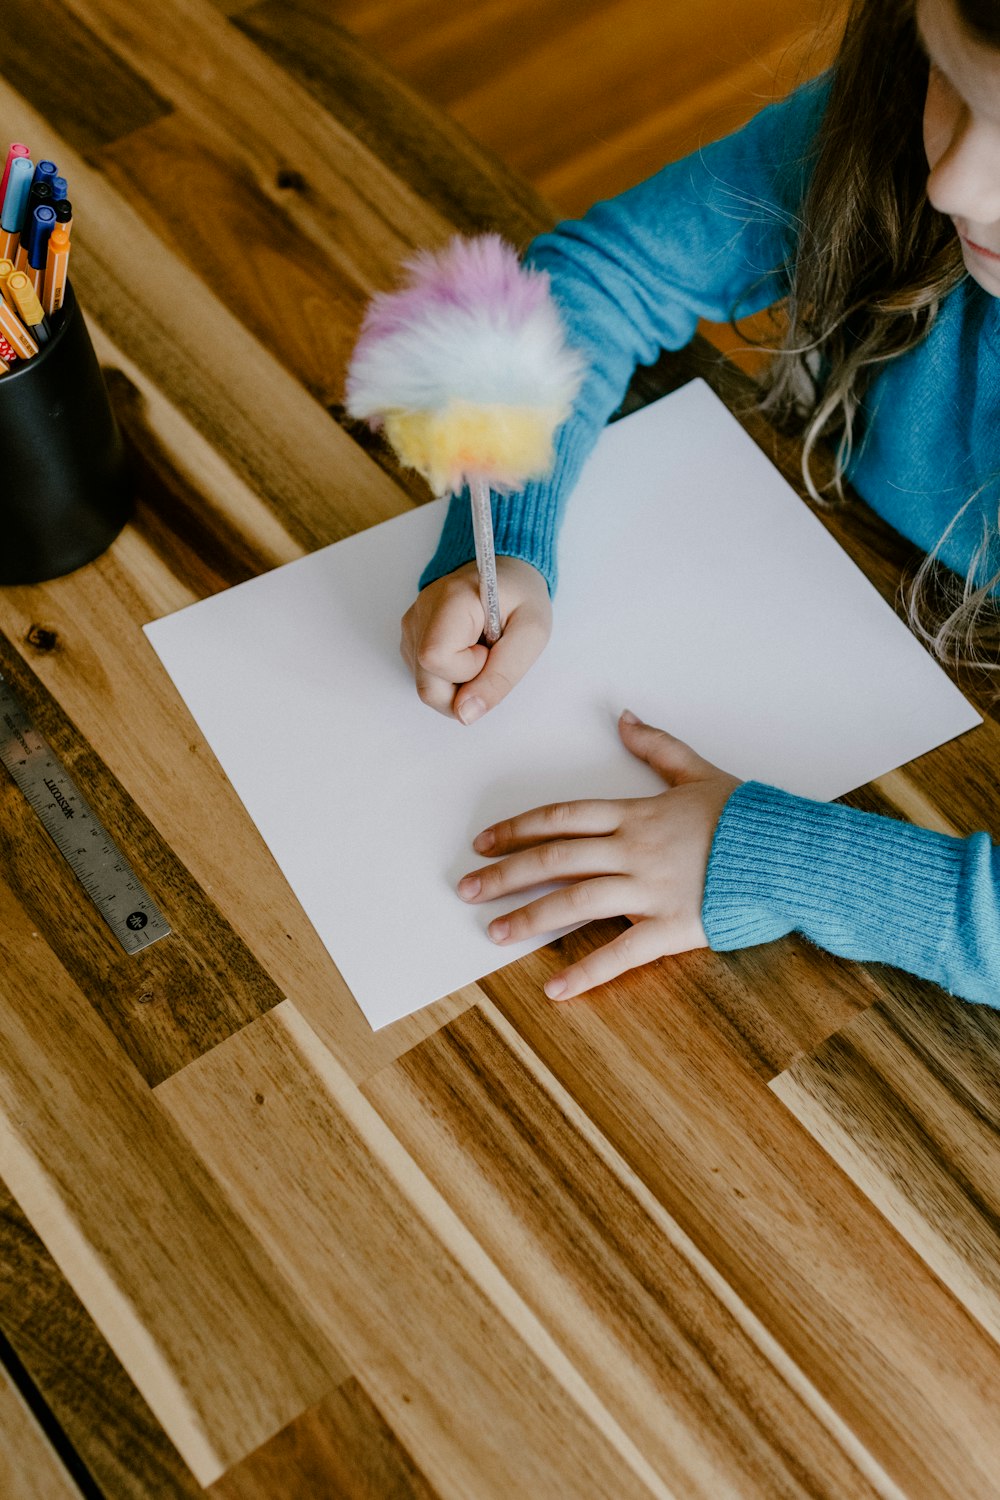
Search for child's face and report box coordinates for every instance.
[918,0,1000,296]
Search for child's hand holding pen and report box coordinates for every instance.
[400,556,551,723]
[457,711,742,999]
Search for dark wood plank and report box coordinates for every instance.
[773,985,1000,1345]
[0,0,170,154]
[0,634,284,1087]
[210,1379,441,1500]
[0,1183,201,1500]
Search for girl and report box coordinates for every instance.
[400,0,1000,1007]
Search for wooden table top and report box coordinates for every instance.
[3,2,1000,1497]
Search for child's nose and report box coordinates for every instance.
[926,119,1000,226]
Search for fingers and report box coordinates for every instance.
[543,922,672,1000]
[618,709,721,785]
[457,835,622,905]
[482,875,640,946]
[474,798,623,855]
[453,608,550,724]
[402,558,551,721]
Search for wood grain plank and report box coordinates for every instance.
[0,635,285,1085]
[235,0,553,245]
[0,0,170,154]
[62,0,447,274]
[329,0,838,214]
[1,1182,201,1499]
[477,950,1000,1499]
[0,887,346,1486]
[772,986,1000,1346]
[96,112,389,413]
[156,1001,674,1499]
[209,1379,441,1500]
[364,1004,892,1499]
[0,1361,84,1500]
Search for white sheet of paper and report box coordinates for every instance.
[145,379,981,1029]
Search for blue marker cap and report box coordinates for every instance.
[32,160,58,189]
[0,156,33,232]
[25,204,56,270]
[49,176,68,202]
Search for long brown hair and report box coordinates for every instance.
[758,0,1000,668]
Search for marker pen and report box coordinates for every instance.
[0,156,33,262]
[0,292,38,358]
[42,225,70,314]
[0,144,29,206]
[53,198,72,234]
[31,160,57,190]
[15,182,53,270]
[24,205,56,294]
[6,269,49,343]
[0,256,14,301]
[49,175,68,202]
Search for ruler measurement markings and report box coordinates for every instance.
[0,672,171,954]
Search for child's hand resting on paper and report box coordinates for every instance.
[457,710,742,999]
[401,556,551,723]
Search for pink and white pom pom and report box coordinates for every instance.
[345,234,584,498]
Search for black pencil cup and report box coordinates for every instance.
[0,283,131,585]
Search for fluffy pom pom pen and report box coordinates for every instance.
[345,235,584,644]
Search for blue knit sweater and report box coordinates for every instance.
[419,77,1000,1006]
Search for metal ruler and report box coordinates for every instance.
[0,671,171,954]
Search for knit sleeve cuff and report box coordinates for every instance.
[418,384,610,596]
[701,780,969,982]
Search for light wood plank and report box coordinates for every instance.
[772,987,1000,1346]
[0,880,345,1485]
[364,1003,893,1498]
[156,1000,674,1499]
[0,1364,83,1500]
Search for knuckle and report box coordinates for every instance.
[538,840,564,872]
[542,801,570,831]
[566,881,591,913]
[415,644,447,676]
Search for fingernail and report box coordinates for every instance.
[458,696,486,725]
[620,708,640,725]
[489,919,510,943]
[457,875,481,900]
[474,828,495,853]
[545,977,568,999]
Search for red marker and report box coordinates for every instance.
[0,144,29,207]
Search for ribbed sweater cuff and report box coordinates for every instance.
[702,781,967,983]
[418,411,597,596]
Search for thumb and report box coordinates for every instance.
[453,611,549,724]
[618,710,718,785]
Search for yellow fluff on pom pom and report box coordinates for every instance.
[384,401,566,497]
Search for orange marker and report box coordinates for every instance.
[6,270,48,344]
[0,294,37,358]
[0,256,14,301]
[42,224,70,314]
